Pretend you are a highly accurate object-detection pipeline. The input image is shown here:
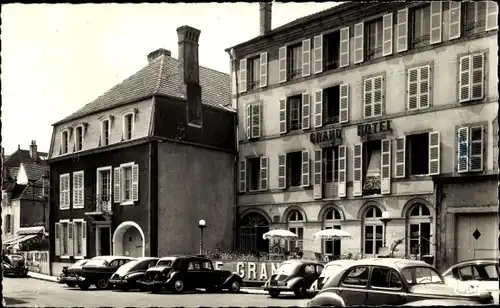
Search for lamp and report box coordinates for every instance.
[379,211,392,248]
[198,219,207,255]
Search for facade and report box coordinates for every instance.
[48,25,236,275]
[1,141,50,249]
[228,2,498,269]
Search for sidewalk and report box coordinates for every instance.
[27,271,268,294]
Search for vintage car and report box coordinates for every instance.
[263,259,324,298]
[2,253,29,277]
[442,258,499,304]
[108,257,160,291]
[140,255,243,293]
[57,259,89,287]
[75,256,136,290]
[307,258,494,307]
[309,260,354,295]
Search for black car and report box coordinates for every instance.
[109,257,160,291]
[263,260,324,298]
[75,256,136,290]
[58,259,89,287]
[2,254,28,277]
[140,255,243,294]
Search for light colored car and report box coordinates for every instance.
[442,258,499,304]
[309,259,354,295]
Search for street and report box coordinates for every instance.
[3,277,309,307]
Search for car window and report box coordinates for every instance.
[148,260,157,269]
[370,267,402,289]
[458,266,474,281]
[316,265,324,274]
[341,266,370,287]
[188,261,201,271]
[305,265,316,275]
[109,260,120,268]
[201,261,213,270]
[464,264,500,281]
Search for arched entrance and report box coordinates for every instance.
[239,212,269,253]
[113,221,145,258]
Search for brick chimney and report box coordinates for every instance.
[260,2,272,36]
[147,48,171,63]
[177,25,203,127]
[29,140,38,161]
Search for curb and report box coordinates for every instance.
[28,272,59,283]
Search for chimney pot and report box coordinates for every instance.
[29,140,38,161]
[147,48,171,63]
[177,25,201,85]
[259,2,272,36]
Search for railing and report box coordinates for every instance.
[84,194,112,214]
[462,20,485,36]
[411,34,430,49]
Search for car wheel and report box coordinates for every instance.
[294,283,307,298]
[78,282,90,290]
[228,279,241,293]
[172,279,185,293]
[269,290,280,298]
[66,283,76,288]
[95,278,109,290]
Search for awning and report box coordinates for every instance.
[17,226,45,235]
[3,234,39,246]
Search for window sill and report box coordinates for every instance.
[60,256,70,259]
[120,200,135,206]
[73,206,84,210]
[60,207,70,211]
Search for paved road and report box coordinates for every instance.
[3,277,310,307]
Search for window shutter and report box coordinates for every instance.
[239,160,247,192]
[260,157,269,191]
[314,90,323,128]
[459,55,471,102]
[395,137,406,178]
[339,84,349,123]
[457,127,470,173]
[239,58,247,93]
[302,93,311,130]
[55,222,61,256]
[279,98,287,134]
[485,1,499,31]
[396,8,408,53]
[407,68,419,110]
[302,39,311,77]
[10,215,14,233]
[373,76,384,116]
[381,139,392,194]
[251,103,261,138]
[132,164,139,202]
[364,78,373,118]
[353,22,364,64]
[449,1,461,40]
[278,153,287,189]
[73,222,78,256]
[428,132,441,175]
[469,126,484,172]
[279,46,287,83]
[353,143,363,197]
[246,104,252,139]
[419,65,431,109]
[338,145,347,198]
[59,175,65,209]
[113,167,121,203]
[313,149,322,199]
[260,52,268,88]
[430,2,443,44]
[313,35,323,74]
[68,222,74,257]
[382,13,393,56]
[471,53,485,100]
[66,176,70,208]
[82,221,87,257]
[301,150,310,187]
[339,27,350,68]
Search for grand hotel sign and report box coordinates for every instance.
[309,128,342,145]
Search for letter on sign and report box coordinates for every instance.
[215,261,223,270]
[236,262,245,279]
[271,263,279,276]
[248,262,257,280]
[259,263,268,281]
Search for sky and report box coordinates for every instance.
[1,2,339,155]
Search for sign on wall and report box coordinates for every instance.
[214,261,281,282]
[22,251,50,275]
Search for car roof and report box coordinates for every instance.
[325,260,355,267]
[348,258,431,270]
[91,256,137,261]
[444,258,499,272]
[136,257,160,261]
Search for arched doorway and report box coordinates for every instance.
[239,212,269,253]
[113,221,145,257]
[322,207,343,259]
[362,206,383,256]
[287,210,304,252]
[406,203,432,256]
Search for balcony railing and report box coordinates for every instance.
[84,194,112,214]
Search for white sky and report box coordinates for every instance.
[1,2,339,155]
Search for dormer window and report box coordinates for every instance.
[123,113,134,141]
[101,119,110,146]
[61,130,69,154]
[75,126,84,151]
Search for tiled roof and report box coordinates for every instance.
[54,54,231,125]
[21,162,49,182]
[4,149,48,168]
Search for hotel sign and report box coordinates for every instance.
[357,120,392,137]
[310,128,342,145]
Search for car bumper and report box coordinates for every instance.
[63,276,80,282]
[3,268,28,275]
[139,280,164,287]
[263,285,293,292]
[109,279,129,286]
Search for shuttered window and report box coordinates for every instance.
[363,75,384,118]
[245,102,262,139]
[260,52,268,88]
[59,174,70,210]
[459,53,485,103]
[244,157,269,192]
[457,126,484,173]
[72,171,84,209]
[117,163,139,204]
[407,65,431,110]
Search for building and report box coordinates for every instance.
[227,2,498,268]
[2,141,50,250]
[48,25,237,275]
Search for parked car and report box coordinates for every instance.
[307,258,494,307]
[2,253,28,277]
[109,257,160,291]
[263,260,324,298]
[76,256,136,290]
[57,259,89,287]
[140,255,243,294]
[309,260,354,295]
[442,258,499,304]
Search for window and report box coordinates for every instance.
[201,261,213,271]
[288,95,302,131]
[410,5,431,48]
[61,130,69,154]
[324,31,341,71]
[407,65,431,110]
[74,126,84,151]
[245,103,261,139]
[5,214,12,233]
[123,113,134,141]
[97,167,112,212]
[402,266,443,285]
[407,133,429,176]
[395,132,440,178]
[363,206,383,255]
[248,56,260,90]
[73,220,86,257]
[459,53,485,103]
[188,261,201,271]
[114,163,139,205]
[363,75,384,118]
[72,171,84,209]
[365,18,384,60]
[323,208,342,258]
[323,86,340,125]
[288,210,304,251]
[407,203,432,256]
[123,166,132,201]
[246,157,268,191]
[342,266,370,286]
[459,264,499,281]
[462,1,487,36]
[61,221,69,256]
[287,151,302,187]
[323,147,339,183]
[362,141,382,195]
[278,151,309,189]
[287,43,302,80]
[458,126,484,173]
[370,267,403,289]
[101,120,110,146]
[59,174,70,210]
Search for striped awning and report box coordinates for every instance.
[3,234,38,246]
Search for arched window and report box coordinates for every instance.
[407,203,432,256]
[323,207,342,259]
[239,212,270,253]
[363,206,383,256]
[287,210,304,252]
